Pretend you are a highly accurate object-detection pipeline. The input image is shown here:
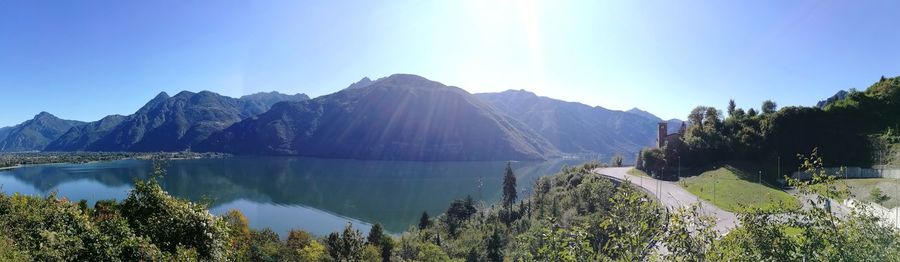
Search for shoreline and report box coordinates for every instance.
[0,152,229,171]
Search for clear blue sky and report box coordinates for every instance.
[1,0,899,127]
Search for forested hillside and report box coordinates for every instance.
[640,76,900,180]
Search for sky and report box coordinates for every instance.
[1,0,899,126]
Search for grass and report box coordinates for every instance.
[836,178,900,208]
[679,165,800,213]
[627,168,649,177]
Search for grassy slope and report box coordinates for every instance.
[679,164,800,212]
[626,168,649,177]
[838,178,900,208]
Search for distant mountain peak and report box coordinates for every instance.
[500,89,538,96]
[378,74,440,87]
[626,108,661,121]
[346,77,373,90]
[35,111,55,119]
[154,91,169,98]
[174,90,197,98]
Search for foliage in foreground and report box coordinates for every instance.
[2,154,899,261]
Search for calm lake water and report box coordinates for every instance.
[0,156,588,236]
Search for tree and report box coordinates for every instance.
[367,224,385,246]
[250,228,282,261]
[704,107,721,128]
[379,238,394,262]
[465,247,480,262]
[688,106,708,126]
[869,187,890,204]
[297,241,327,262]
[223,209,252,261]
[502,162,517,209]
[733,108,746,119]
[747,108,758,117]
[727,99,737,116]
[486,230,504,262]
[445,197,478,236]
[418,212,430,230]
[326,223,366,261]
[611,154,624,167]
[761,100,777,115]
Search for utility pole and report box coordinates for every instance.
[759,171,762,184]
[777,155,781,180]
[678,156,681,178]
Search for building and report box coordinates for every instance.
[657,122,685,148]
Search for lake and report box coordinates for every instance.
[0,156,589,236]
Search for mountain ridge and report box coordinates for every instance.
[199,74,560,161]
[45,90,309,152]
[476,89,680,157]
[0,112,85,152]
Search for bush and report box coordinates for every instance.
[120,178,231,260]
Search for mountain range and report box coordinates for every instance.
[1,74,681,160]
[476,90,681,157]
[199,74,559,160]
[7,91,308,152]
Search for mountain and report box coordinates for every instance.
[626,108,658,121]
[239,91,310,113]
[0,126,12,142]
[44,115,127,151]
[476,90,669,157]
[52,90,307,152]
[627,108,685,134]
[199,74,559,161]
[345,77,374,90]
[816,90,850,108]
[0,112,85,152]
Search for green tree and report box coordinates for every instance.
[419,212,430,230]
[761,100,777,115]
[869,187,890,204]
[688,106,708,126]
[465,247,480,262]
[502,162,517,209]
[417,243,450,261]
[250,228,283,262]
[367,223,385,246]
[611,154,624,167]
[326,223,366,261]
[445,197,477,236]
[485,231,504,262]
[747,108,758,117]
[379,237,394,262]
[727,99,737,116]
[704,107,721,128]
[297,241,327,262]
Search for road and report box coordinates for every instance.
[593,167,739,232]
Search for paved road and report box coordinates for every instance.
[593,167,739,232]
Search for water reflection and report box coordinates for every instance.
[0,156,586,235]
